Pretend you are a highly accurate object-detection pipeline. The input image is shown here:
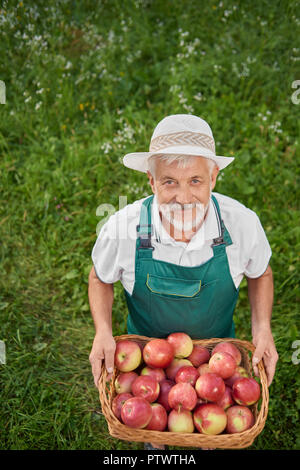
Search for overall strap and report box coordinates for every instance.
[136,195,155,258]
[211,194,233,250]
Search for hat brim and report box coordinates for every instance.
[123,146,234,173]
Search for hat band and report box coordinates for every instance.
[149,131,215,153]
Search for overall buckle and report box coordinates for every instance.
[138,237,155,250]
[136,224,155,250]
[211,236,225,247]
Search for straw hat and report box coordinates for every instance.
[122,114,234,173]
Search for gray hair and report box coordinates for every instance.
[147,154,217,179]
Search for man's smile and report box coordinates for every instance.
[159,201,206,233]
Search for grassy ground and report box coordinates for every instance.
[0,0,299,450]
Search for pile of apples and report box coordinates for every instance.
[111,333,261,435]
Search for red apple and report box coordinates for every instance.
[175,365,199,386]
[232,377,261,406]
[167,332,193,358]
[168,409,194,433]
[166,358,193,380]
[215,385,234,410]
[168,382,197,411]
[131,375,160,403]
[195,372,225,402]
[226,405,255,433]
[208,351,236,379]
[225,366,249,388]
[115,371,138,394]
[193,403,227,435]
[114,340,142,372]
[112,392,133,420]
[121,396,152,428]
[197,363,211,376]
[140,365,166,383]
[156,379,175,412]
[188,345,211,367]
[145,403,168,431]
[211,342,242,366]
[143,338,174,369]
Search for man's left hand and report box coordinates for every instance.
[252,327,278,386]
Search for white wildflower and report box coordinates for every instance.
[101,142,112,154]
[194,92,203,101]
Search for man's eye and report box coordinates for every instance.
[163,179,202,185]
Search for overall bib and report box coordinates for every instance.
[123,194,239,339]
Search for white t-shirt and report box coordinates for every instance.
[91,192,272,294]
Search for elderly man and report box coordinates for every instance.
[88,114,278,450]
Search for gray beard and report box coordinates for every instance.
[159,201,208,233]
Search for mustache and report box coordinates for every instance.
[159,202,204,211]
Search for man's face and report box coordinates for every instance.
[147,156,219,240]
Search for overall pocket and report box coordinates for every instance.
[146,273,219,338]
[146,273,202,298]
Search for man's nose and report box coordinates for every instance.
[175,185,193,206]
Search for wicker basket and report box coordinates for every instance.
[99,335,269,449]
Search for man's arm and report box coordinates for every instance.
[246,264,278,386]
[88,266,116,387]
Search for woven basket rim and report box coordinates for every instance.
[99,335,269,449]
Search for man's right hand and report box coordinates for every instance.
[89,332,116,388]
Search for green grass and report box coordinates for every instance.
[0,0,299,450]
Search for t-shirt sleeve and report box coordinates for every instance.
[91,216,121,284]
[244,213,272,278]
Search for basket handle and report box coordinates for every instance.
[98,364,117,420]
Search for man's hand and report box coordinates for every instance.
[252,326,278,387]
[88,267,115,387]
[89,332,116,387]
[247,265,278,387]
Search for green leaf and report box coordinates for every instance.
[241,185,256,195]
[33,343,48,352]
[62,270,79,280]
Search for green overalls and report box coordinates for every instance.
[123,194,239,340]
